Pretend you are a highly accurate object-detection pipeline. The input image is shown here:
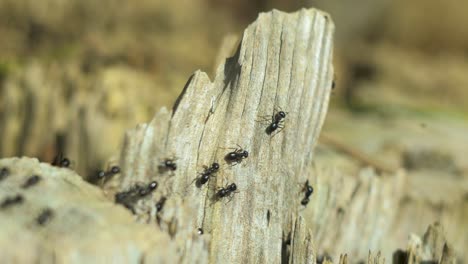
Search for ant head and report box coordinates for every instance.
[212,163,220,170]
[301,197,309,205]
[111,166,120,174]
[156,203,163,210]
[278,111,286,118]
[97,170,106,178]
[242,150,249,158]
[229,183,237,191]
[60,158,70,167]
[148,181,158,190]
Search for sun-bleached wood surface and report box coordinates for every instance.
[103,8,335,263]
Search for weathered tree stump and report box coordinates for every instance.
[103,8,335,263]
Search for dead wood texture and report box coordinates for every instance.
[0,157,178,263]
[103,8,335,263]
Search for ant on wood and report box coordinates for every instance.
[258,107,287,136]
[0,167,10,182]
[97,165,121,182]
[213,183,238,203]
[52,153,71,168]
[158,158,177,174]
[300,180,314,206]
[223,145,248,166]
[191,162,219,188]
[36,208,54,226]
[22,175,41,189]
[115,181,158,214]
[1,194,24,209]
[155,196,167,213]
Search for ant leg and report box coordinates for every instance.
[228,161,240,167]
[256,113,274,124]
[184,176,200,191]
[218,146,237,151]
[226,196,233,204]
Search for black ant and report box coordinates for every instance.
[52,153,71,168]
[1,194,24,209]
[155,196,167,212]
[193,162,219,188]
[0,167,10,182]
[224,145,248,165]
[197,228,204,235]
[36,208,54,226]
[110,166,120,174]
[214,183,238,202]
[267,110,286,135]
[158,158,177,174]
[115,181,158,214]
[300,180,314,206]
[22,175,41,189]
[258,108,287,136]
[137,181,158,196]
[96,165,120,182]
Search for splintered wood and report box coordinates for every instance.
[0,7,463,264]
[104,8,334,263]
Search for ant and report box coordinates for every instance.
[96,165,120,182]
[331,74,337,91]
[52,153,71,168]
[155,196,167,212]
[192,162,219,188]
[36,208,54,226]
[197,228,204,235]
[300,180,314,206]
[137,181,158,196]
[115,181,158,214]
[158,158,177,174]
[213,183,238,203]
[110,166,120,174]
[1,194,24,209]
[258,107,287,136]
[224,145,249,166]
[22,175,41,189]
[0,167,10,182]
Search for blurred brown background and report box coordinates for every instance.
[0,0,467,261]
[2,0,467,174]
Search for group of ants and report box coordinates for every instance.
[101,108,315,217]
[0,108,314,230]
